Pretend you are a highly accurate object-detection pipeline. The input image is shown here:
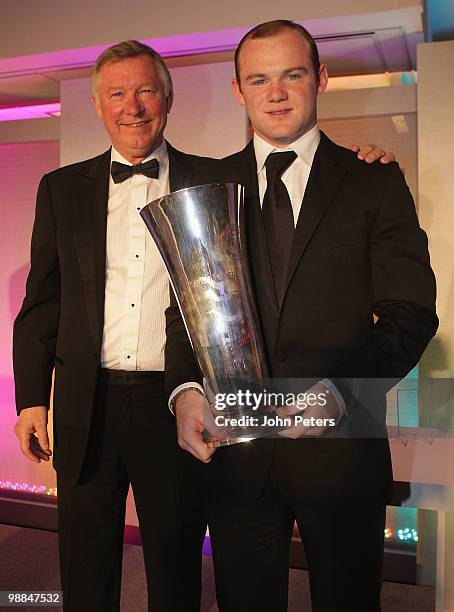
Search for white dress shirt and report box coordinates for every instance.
[101,141,170,371]
[255,123,320,224]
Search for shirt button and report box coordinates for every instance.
[135,254,139,258]
[131,304,135,307]
[126,355,131,359]
[276,351,288,362]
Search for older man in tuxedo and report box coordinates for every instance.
[167,21,438,612]
[12,40,211,612]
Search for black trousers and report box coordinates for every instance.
[56,375,203,612]
[208,445,386,612]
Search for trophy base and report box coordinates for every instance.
[203,427,281,447]
[206,434,258,447]
[202,402,290,447]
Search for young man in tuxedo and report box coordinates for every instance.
[167,21,438,612]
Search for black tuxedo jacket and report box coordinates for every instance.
[13,142,209,485]
[165,133,438,505]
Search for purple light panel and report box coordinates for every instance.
[0,103,60,122]
[0,28,249,77]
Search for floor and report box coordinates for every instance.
[0,525,435,611]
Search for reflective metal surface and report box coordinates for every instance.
[141,183,279,444]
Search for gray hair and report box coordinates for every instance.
[91,40,173,100]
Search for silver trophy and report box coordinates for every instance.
[141,183,281,445]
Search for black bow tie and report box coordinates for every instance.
[111,158,159,183]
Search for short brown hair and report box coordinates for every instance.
[91,40,173,100]
[234,20,321,87]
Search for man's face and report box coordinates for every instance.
[233,29,327,147]
[93,55,172,163]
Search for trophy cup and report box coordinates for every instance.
[141,183,281,445]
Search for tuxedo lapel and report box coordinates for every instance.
[73,149,110,352]
[282,134,347,304]
[238,142,280,314]
[71,143,193,353]
[237,142,260,255]
[167,142,194,192]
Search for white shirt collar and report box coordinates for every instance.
[110,139,168,166]
[254,124,320,174]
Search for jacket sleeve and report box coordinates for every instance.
[330,163,438,401]
[13,174,60,413]
[164,284,202,403]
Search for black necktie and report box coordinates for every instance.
[262,151,297,303]
[111,158,159,184]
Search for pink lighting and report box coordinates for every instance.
[0,103,61,122]
[146,28,247,57]
[0,29,248,79]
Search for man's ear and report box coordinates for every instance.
[92,96,103,119]
[317,64,328,96]
[232,79,246,107]
[166,90,174,113]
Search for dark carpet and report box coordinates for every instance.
[0,525,434,611]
